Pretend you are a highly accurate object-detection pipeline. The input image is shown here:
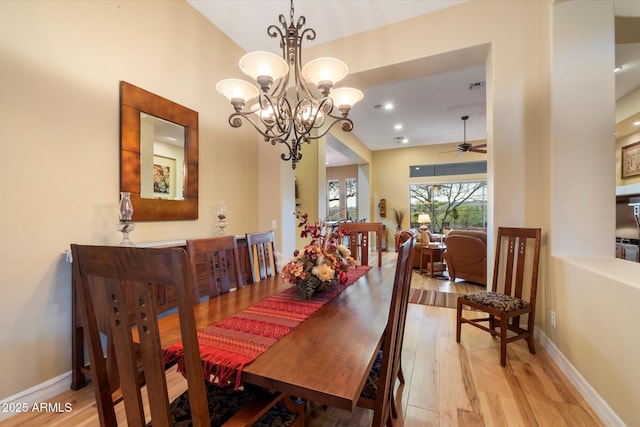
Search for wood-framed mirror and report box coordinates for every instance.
[120,81,198,221]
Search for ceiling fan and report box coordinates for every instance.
[443,116,487,156]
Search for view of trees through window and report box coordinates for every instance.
[410,181,487,232]
[328,178,357,221]
[345,178,357,220]
[328,180,340,220]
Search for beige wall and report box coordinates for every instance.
[548,2,640,424]
[372,144,487,233]
[306,0,549,269]
[0,0,260,398]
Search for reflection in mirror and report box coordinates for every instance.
[614,14,640,261]
[120,81,198,221]
[139,113,186,200]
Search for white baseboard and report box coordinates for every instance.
[535,327,625,427]
[0,371,72,422]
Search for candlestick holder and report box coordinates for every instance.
[117,192,136,246]
[216,200,228,235]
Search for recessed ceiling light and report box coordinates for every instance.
[402,138,409,144]
[394,124,403,130]
[373,102,394,111]
[633,121,640,126]
[615,65,623,73]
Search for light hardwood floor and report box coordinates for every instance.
[1,253,603,426]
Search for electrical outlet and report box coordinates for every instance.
[271,220,277,229]
[550,310,556,328]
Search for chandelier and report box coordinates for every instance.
[216,0,363,169]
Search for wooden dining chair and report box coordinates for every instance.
[70,244,304,427]
[338,222,384,267]
[456,227,542,366]
[186,235,244,299]
[391,230,418,387]
[245,231,279,283]
[357,229,417,426]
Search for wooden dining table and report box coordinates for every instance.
[156,266,395,412]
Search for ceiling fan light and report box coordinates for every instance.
[240,51,289,83]
[302,57,348,90]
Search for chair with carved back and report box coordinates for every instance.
[70,244,304,427]
[338,222,384,267]
[357,229,417,426]
[391,230,417,387]
[456,227,542,366]
[245,231,279,283]
[186,236,244,299]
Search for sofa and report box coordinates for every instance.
[442,229,487,285]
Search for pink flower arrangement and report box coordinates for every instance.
[281,212,357,299]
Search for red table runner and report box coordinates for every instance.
[164,265,372,389]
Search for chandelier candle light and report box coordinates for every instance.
[216,0,363,169]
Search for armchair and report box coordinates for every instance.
[442,229,487,285]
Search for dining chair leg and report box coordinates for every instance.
[455,300,463,343]
[500,316,508,367]
[489,314,496,335]
[398,363,405,385]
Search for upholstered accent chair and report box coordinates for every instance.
[442,229,487,285]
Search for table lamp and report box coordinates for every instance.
[417,213,431,230]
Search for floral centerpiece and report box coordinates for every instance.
[281,212,357,299]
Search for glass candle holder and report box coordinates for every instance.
[216,200,228,235]
[118,192,135,246]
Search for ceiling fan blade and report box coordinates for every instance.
[456,150,464,157]
[470,148,487,153]
[473,143,487,149]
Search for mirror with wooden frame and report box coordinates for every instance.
[120,81,198,220]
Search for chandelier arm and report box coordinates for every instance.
[227,111,293,144]
[270,137,304,170]
[273,95,293,136]
[299,26,316,43]
[292,97,332,136]
[291,25,316,101]
[305,117,354,141]
[256,93,290,138]
[267,22,285,40]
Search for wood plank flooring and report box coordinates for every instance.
[1,252,603,426]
